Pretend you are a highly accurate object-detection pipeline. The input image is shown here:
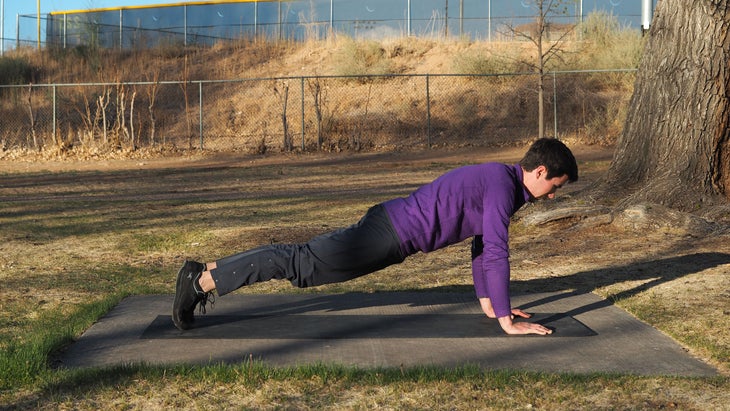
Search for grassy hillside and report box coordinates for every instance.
[0,12,643,157]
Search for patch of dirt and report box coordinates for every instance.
[0,142,610,174]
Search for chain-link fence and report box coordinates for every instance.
[0,70,635,153]
[13,1,644,51]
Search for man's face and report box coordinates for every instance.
[529,169,569,200]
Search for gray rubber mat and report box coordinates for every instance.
[56,291,718,376]
[141,312,596,339]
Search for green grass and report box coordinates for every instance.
[0,293,122,390]
[132,229,215,253]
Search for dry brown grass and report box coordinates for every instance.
[12,374,726,410]
[0,144,728,409]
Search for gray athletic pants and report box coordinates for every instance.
[210,204,406,296]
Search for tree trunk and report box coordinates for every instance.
[605,0,730,211]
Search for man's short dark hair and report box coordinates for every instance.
[519,138,578,182]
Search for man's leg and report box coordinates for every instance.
[173,205,404,330]
[209,204,404,295]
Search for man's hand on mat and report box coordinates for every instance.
[510,308,532,319]
[479,298,532,320]
[498,315,553,335]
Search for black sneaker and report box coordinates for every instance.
[172,260,214,330]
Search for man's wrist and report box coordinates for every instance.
[497,315,514,332]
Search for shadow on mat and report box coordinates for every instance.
[142,252,728,341]
[203,251,729,313]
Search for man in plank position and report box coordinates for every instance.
[173,138,578,335]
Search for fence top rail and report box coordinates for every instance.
[29,0,273,17]
[0,69,638,89]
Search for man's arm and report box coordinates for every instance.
[476,166,551,335]
[478,297,497,317]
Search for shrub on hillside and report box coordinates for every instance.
[452,48,525,75]
[577,11,644,70]
[332,37,394,77]
[0,56,37,85]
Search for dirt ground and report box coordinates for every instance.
[1,143,728,375]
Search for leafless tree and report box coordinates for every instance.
[308,77,326,149]
[26,84,39,150]
[507,0,575,139]
[274,81,293,151]
[179,56,194,150]
[146,71,160,147]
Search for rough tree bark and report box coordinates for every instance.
[605,0,730,212]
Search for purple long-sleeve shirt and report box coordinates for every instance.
[382,163,531,318]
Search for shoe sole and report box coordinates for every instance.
[172,262,193,330]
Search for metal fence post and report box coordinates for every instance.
[52,84,56,141]
[278,1,282,41]
[300,76,305,151]
[426,74,431,148]
[63,14,67,49]
[119,9,123,49]
[488,0,492,42]
[0,0,4,56]
[553,71,558,138]
[199,81,204,150]
[407,0,412,36]
[329,0,334,33]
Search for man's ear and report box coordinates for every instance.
[534,165,548,179]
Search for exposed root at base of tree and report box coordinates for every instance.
[519,203,730,237]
